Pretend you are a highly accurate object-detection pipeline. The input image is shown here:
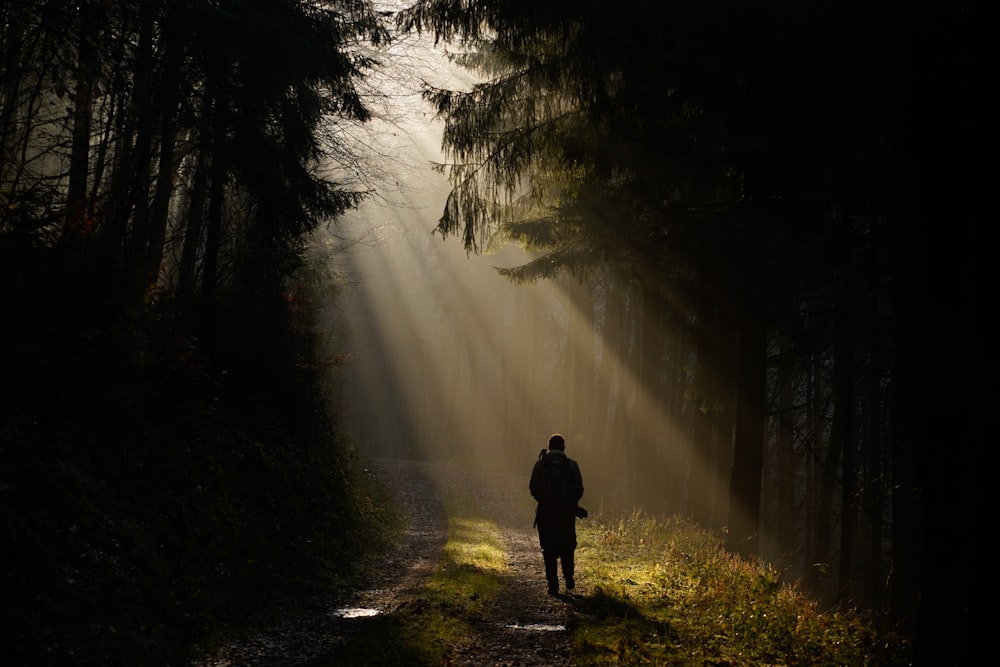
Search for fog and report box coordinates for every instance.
[311,22,724,518]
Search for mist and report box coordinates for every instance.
[309,26,723,521]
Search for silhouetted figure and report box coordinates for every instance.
[530,433,585,595]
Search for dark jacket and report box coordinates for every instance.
[530,449,583,552]
[529,450,584,512]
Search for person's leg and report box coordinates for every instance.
[558,514,577,590]
[539,522,560,594]
[543,550,559,594]
[562,550,575,590]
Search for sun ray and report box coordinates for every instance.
[313,22,729,520]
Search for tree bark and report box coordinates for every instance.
[865,223,885,613]
[66,1,98,233]
[774,344,795,565]
[725,213,766,559]
[142,28,183,293]
[835,222,857,603]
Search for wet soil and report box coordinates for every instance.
[194,458,582,666]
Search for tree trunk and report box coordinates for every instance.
[672,317,696,516]
[865,223,885,613]
[142,29,182,292]
[835,222,857,603]
[711,295,739,533]
[725,214,766,559]
[177,128,210,297]
[65,1,98,233]
[123,3,160,295]
[774,344,795,565]
[886,165,922,645]
[725,304,765,558]
[200,106,227,304]
[690,328,714,527]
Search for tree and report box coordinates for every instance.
[395,2,978,652]
[2,0,388,307]
[1,2,399,661]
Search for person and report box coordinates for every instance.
[529,433,584,595]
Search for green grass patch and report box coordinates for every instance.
[572,512,910,666]
[227,477,911,667]
[319,490,508,665]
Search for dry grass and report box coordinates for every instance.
[573,511,910,666]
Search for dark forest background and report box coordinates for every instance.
[0,0,983,664]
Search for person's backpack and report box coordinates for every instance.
[539,452,575,508]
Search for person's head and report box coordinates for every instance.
[548,433,565,451]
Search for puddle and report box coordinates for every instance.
[332,607,381,618]
[505,623,566,632]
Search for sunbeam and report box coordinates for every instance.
[313,20,729,520]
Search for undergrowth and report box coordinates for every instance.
[573,512,911,666]
[311,481,911,666]
[0,244,398,665]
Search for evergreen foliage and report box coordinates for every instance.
[0,0,394,662]
[395,0,981,656]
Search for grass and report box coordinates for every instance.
[318,490,508,665]
[572,511,911,666]
[320,488,911,666]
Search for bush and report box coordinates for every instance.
[0,243,389,665]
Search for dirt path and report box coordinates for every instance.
[194,458,581,666]
[420,459,578,667]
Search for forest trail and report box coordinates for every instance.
[194,458,582,666]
